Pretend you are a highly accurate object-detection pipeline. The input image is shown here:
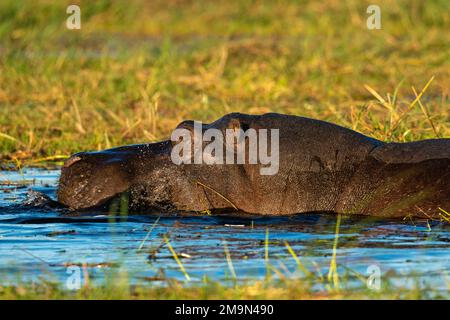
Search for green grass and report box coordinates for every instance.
[1,276,445,300]
[1,254,448,300]
[0,0,449,299]
[0,0,448,164]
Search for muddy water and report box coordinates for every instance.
[0,168,449,294]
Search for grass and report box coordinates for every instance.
[326,214,341,291]
[0,0,449,299]
[0,0,448,165]
[164,235,191,282]
[0,276,445,300]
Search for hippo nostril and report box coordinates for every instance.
[64,156,82,168]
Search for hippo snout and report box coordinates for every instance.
[57,141,173,211]
[57,151,134,210]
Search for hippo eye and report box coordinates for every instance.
[64,156,82,168]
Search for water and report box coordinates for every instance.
[0,168,449,295]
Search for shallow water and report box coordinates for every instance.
[0,168,449,295]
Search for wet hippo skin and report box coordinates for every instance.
[57,113,450,218]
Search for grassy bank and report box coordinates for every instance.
[1,261,447,299]
[1,279,443,300]
[0,0,449,164]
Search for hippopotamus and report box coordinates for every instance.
[57,113,450,218]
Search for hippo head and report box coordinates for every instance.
[57,141,173,210]
[57,113,280,213]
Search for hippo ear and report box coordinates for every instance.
[223,118,241,153]
[170,120,203,164]
[224,117,250,133]
[223,118,253,151]
[63,155,82,168]
[226,118,241,131]
[171,120,196,147]
[175,120,196,132]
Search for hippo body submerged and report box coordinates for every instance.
[57,113,450,218]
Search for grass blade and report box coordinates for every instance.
[265,227,271,280]
[327,214,341,290]
[284,241,311,277]
[138,216,160,251]
[195,180,238,210]
[223,240,237,281]
[164,235,191,281]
